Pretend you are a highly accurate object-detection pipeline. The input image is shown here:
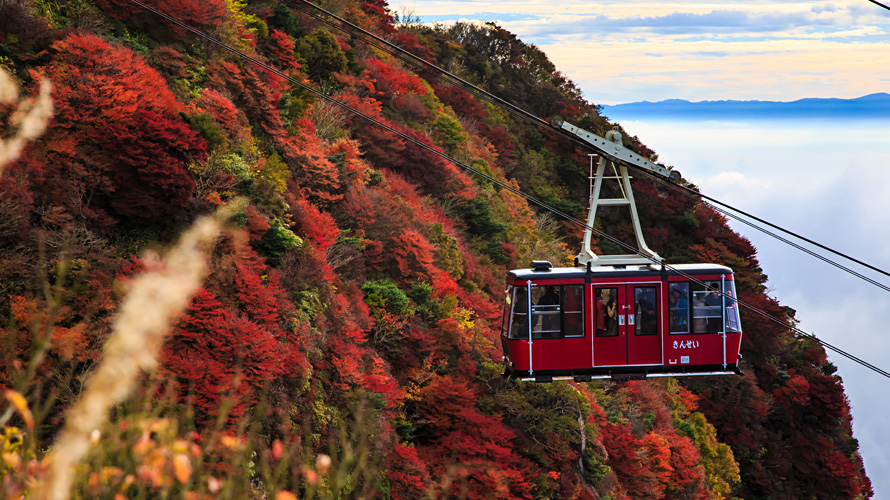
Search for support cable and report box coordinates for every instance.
[866,0,890,12]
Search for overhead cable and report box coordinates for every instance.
[866,0,890,12]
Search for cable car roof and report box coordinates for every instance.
[507,263,734,281]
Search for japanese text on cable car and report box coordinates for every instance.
[673,340,700,349]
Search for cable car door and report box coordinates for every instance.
[592,285,625,366]
[593,283,662,367]
[627,284,661,365]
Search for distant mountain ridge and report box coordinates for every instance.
[602,93,890,119]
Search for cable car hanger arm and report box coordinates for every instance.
[551,118,678,181]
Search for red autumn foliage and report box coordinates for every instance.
[601,422,661,500]
[361,353,404,409]
[195,88,243,137]
[292,198,340,254]
[414,375,536,499]
[208,61,290,143]
[773,372,810,407]
[283,132,343,204]
[640,433,673,495]
[430,81,486,120]
[360,0,395,34]
[267,29,301,72]
[149,46,190,82]
[389,32,435,61]
[243,205,271,242]
[363,57,427,102]
[324,138,369,188]
[0,162,35,243]
[337,93,474,197]
[162,288,285,425]
[32,33,204,226]
[385,443,432,499]
[97,0,227,33]
[391,228,437,281]
[693,373,769,451]
[485,125,515,159]
[1,8,872,499]
[392,93,432,123]
[663,432,706,498]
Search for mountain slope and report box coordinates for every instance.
[0,1,871,498]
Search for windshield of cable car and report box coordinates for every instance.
[670,280,741,334]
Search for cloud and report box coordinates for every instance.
[613,117,890,496]
[812,3,840,13]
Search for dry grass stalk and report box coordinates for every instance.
[32,202,244,500]
[0,67,53,174]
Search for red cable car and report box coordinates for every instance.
[500,122,743,381]
[500,261,743,381]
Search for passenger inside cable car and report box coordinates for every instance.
[595,288,617,337]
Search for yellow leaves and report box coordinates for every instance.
[223,0,264,50]
[688,411,741,497]
[454,308,475,330]
[4,390,34,431]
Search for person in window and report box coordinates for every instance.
[596,289,617,336]
[670,288,688,333]
[539,286,559,306]
[704,285,722,332]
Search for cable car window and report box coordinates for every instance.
[595,287,618,337]
[509,286,529,339]
[531,285,561,338]
[692,281,723,333]
[724,281,741,333]
[501,285,514,336]
[669,283,690,334]
[563,285,584,337]
[634,287,658,336]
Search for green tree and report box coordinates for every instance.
[255,218,302,265]
[296,29,348,82]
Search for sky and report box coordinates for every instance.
[402,0,890,496]
[402,0,890,104]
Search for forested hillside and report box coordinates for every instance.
[0,0,872,498]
